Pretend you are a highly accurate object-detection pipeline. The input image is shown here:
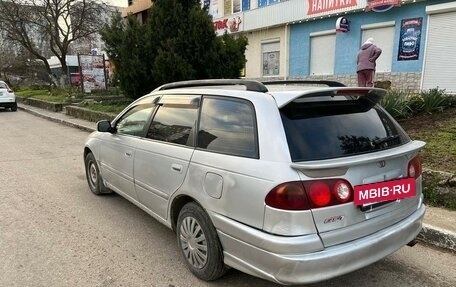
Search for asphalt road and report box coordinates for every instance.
[1,109,455,287]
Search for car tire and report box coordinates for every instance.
[84,152,111,195]
[177,202,228,281]
[10,102,17,112]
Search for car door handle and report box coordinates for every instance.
[171,164,182,172]
[125,151,132,157]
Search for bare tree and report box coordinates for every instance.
[0,32,15,79]
[0,0,112,85]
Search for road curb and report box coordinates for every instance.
[417,224,456,252]
[18,105,95,133]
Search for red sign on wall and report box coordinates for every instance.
[308,0,358,15]
[366,0,401,12]
[213,14,243,36]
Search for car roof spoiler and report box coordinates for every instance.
[276,87,386,108]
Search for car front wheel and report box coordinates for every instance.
[84,152,111,195]
[177,202,228,281]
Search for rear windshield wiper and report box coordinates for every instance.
[371,135,400,147]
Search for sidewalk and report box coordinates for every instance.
[18,103,96,133]
[17,103,456,253]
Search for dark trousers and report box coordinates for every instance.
[357,69,374,87]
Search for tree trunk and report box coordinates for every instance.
[37,57,56,86]
[59,58,69,88]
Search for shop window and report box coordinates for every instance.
[262,41,280,76]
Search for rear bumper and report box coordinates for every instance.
[0,96,16,107]
[210,203,425,285]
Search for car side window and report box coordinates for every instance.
[146,104,198,146]
[198,97,258,158]
[116,104,154,137]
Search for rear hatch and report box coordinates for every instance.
[0,82,12,101]
[0,88,7,99]
[279,88,425,247]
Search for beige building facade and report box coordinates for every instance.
[121,0,152,23]
[244,26,288,80]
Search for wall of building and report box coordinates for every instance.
[289,2,428,76]
[245,26,287,79]
[284,0,454,90]
[118,0,454,91]
[121,0,152,17]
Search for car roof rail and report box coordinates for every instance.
[262,80,346,87]
[153,79,269,93]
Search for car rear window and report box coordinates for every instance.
[280,96,410,161]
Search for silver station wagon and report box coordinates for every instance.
[83,79,426,285]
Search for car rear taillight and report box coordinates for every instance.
[308,181,331,207]
[7,88,13,93]
[265,179,353,210]
[265,181,310,210]
[408,156,422,179]
[333,180,352,203]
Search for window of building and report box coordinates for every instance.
[262,41,280,76]
[198,97,258,158]
[229,0,250,13]
[116,104,154,137]
[233,0,241,13]
[147,105,198,146]
[310,32,336,75]
[224,0,232,15]
[258,0,280,8]
[361,23,395,73]
[208,0,219,18]
[242,0,250,11]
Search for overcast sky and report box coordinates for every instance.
[106,0,127,7]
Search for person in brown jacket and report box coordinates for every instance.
[357,38,382,87]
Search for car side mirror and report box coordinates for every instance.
[97,120,114,133]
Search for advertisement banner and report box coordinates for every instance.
[397,17,422,61]
[213,14,243,36]
[308,0,357,15]
[79,54,107,93]
[366,0,400,12]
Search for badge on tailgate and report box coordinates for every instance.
[354,178,416,205]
